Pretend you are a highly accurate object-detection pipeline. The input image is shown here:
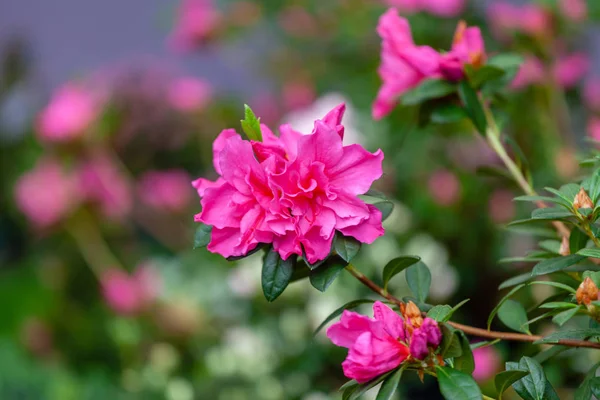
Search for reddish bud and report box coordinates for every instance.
[576,277,599,305]
[573,188,594,210]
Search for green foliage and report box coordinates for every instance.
[458,80,487,135]
[506,357,559,400]
[401,79,456,106]
[309,256,346,292]
[532,255,586,276]
[374,201,394,221]
[498,299,530,334]
[495,369,530,398]
[334,234,361,263]
[375,366,405,400]
[405,261,431,303]
[575,361,600,400]
[261,248,295,302]
[382,256,421,291]
[193,224,212,249]
[436,366,482,400]
[240,104,262,141]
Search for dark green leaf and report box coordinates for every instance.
[436,366,482,400]
[430,103,467,124]
[261,249,295,302]
[382,256,421,291]
[375,366,405,400]
[193,224,212,249]
[334,234,361,263]
[313,300,375,336]
[570,229,589,254]
[538,302,578,309]
[498,299,530,334]
[575,361,600,400]
[538,240,561,254]
[552,307,581,326]
[498,273,532,289]
[534,329,600,344]
[468,65,506,88]
[454,332,475,374]
[374,201,394,222]
[495,370,530,398]
[401,79,456,106]
[290,262,311,282]
[309,257,346,292]
[559,183,581,203]
[578,248,600,258]
[240,104,262,141]
[532,255,586,276]
[427,305,452,322]
[487,53,524,72]
[531,208,573,220]
[347,370,394,400]
[458,80,487,135]
[488,284,527,330]
[439,323,462,358]
[506,357,548,400]
[363,189,388,200]
[405,261,431,303]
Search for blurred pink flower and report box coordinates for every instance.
[15,159,80,228]
[584,78,600,111]
[487,2,551,39]
[428,170,461,206]
[488,190,516,224]
[168,77,212,112]
[168,0,222,52]
[278,6,319,38]
[101,266,160,316]
[79,155,132,219]
[250,92,281,125]
[36,84,98,142]
[560,0,587,22]
[283,80,316,111]
[138,169,192,212]
[327,301,410,383]
[588,118,600,142]
[440,21,486,81]
[511,56,545,90]
[552,52,590,88]
[472,345,502,382]
[193,104,384,263]
[384,0,465,17]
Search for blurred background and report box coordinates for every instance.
[1,0,600,399]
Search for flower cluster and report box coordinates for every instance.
[373,9,486,119]
[326,301,442,383]
[192,104,385,263]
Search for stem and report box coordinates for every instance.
[483,105,570,238]
[345,264,600,350]
[582,221,600,248]
[482,395,496,400]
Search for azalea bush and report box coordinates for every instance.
[2,0,600,399]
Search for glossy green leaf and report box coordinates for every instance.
[309,256,346,292]
[454,332,475,374]
[193,224,212,249]
[468,64,505,88]
[570,229,589,254]
[552,307,581,326]
[498,299,530,334]
[375,366,405,400]
[401,79,456,105]
[240,104,262,141]
[578,248,600,258]
[405,261,431,303]
[495,369,530,398]
[427,305,452,322]
[347,370,394,400]
[313,299,375,336]
[532,255,586,276]
[538,302,578,309]
[538,240,561,254]
[439,324,462,358]
[531,208,573,220]
[574,361,600,400]
[487,53,523,73]
[458,80,487,135]
[382,256,421,291]
[261,249,295,302]
[487,283,527,330]
[498,273,532,289]
[436,366,482,400]
[334,234,361,263]
[374,201,394,222]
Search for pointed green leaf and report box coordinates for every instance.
[574,361,600,400]
[570,228,589,254]
[454,332,475,374]
[578,248,600,258]
[531,208,573,220]
[261,249,295,302]
[240,104,262,141]
[439,324,462,358]
[193,224,212,249]
[427,305,453,322]
[532,255,586,276]
[498,273,532,289]
[401,79,456,105]
[430,103,467,124]
[405,261,431,303]
[436,366,482,400]
[488,283,527,330]
[495,369,530,398]
[375,366,405,400]
[552,307,581,326]
[309,256,347,292]
[382,256,421,291]
[498,299,530,334]
[374,201,394,222]
[458,80,487,135]
[506,357,559,400]
[334,234,361,263]
[590,168,600,204]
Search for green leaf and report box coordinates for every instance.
[498,299,530,334]
[589,168,600,204]
[487,53,524,71]
[454,332,475,374]
[468,65,506,88]
[347,370,395,400]
[495,370,530,398]
[498,273,532,289]
[544,187,575,209]
[532,255,586,276]
[439,324,462,358]
[430,103,467,124]
[401,79,456,106]
[334,234,361,263]
[538,240,561,254]
[529,281,577,294]
[458,80,487,135]
[538,302,578,309]
[313,299,375,336]
[506,357,559,400]
[382,256,421,291]
[363,189,388,200]
[574,361,600,400]
[488,284,527,330]
[534,329,600,344]
[559,183,581,203]
[193,224,212,249]
[405,261,431,303]
[531,208,573,220]
[375,366,405,400]
[374,201,394,222]
[436,366,482,400]
[552,307,581,326]
[240,104,262,141]
[261,249,295,302]
[427,305,453,322]
[578,248,600,258]
[570,229,589,254]
[309,256,346,292]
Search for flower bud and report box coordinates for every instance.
[559,235,570,256]
[573,188,594,210]
[402,301,423,330]
[576,277,599,306]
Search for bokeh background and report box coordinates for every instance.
[1,0,600,399]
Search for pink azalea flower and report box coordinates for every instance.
[428,169,461,206]
[138,169,192,212]
[472,345,502,382]
[373,9,485,119]
[101,266,160,316]
[552,52,590,89]
[584,78,600,111]
[588,118,600,142]
[511,56,545,90]
[192,104,384,263]
[409,318,442,359]
[327,302,410,383]
[79,154,132,219]
[15,159,80,228]
[36,84,98,142]
[560,0,587,22]
[168,77,212,112]
[487,2,551,39]
[168,0,222,53]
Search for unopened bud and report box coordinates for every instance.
[559,235,570,256]
[573,188,594,211]
[403,301,423,329]
[576,277,599,306]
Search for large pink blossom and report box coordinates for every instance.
[36,84,98,142]
[373,9,485,119]
[384,0,465,17]
[327,302,410,383]
[168,0,222,53]
[15,159,80,228]
[138,169,192,212]
[193,104,384,263]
